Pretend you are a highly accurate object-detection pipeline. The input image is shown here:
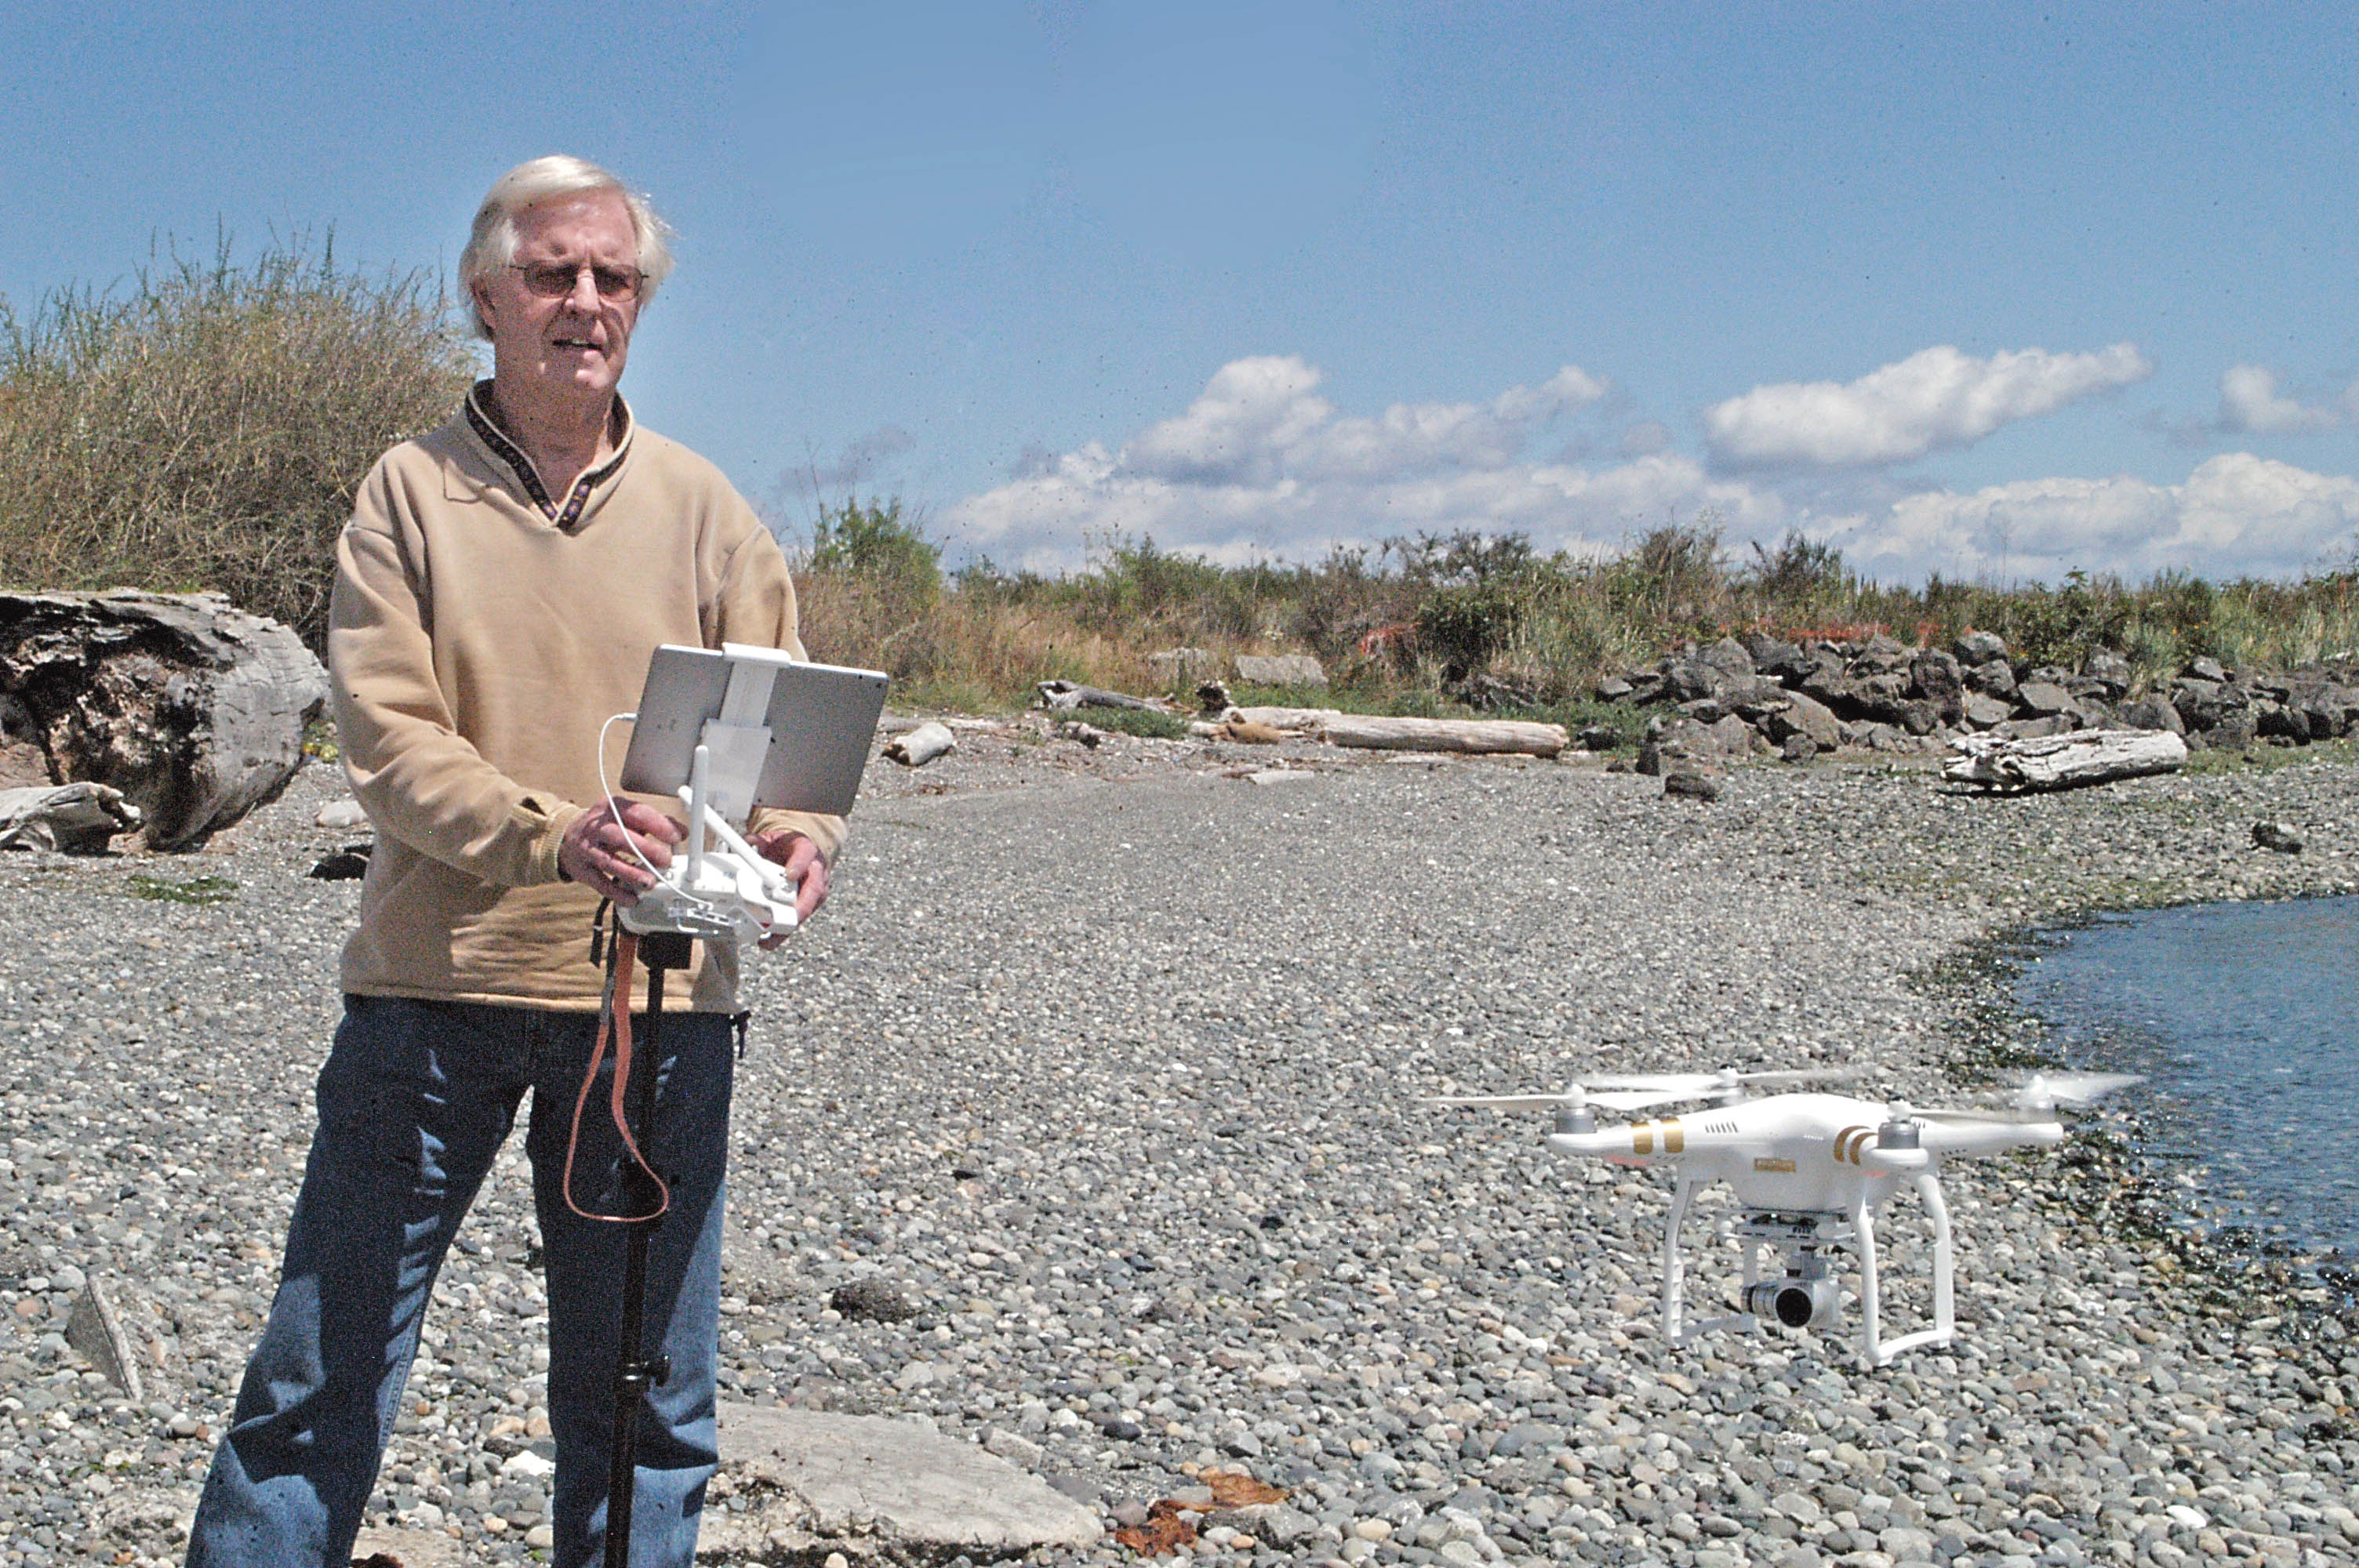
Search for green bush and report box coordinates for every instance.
[1070,706,1192,739]
[809,495,941,602]
[0,233,477,649]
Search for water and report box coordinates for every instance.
[2011,895,2359,1262]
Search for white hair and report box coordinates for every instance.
[458,155,675,339]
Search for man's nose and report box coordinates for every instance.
[562,265,602,311]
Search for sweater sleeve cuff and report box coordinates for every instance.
[529,801,587,886]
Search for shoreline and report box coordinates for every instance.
[1921,906,2359,1338]
[5,735,2359,1566]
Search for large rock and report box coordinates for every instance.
[1959,692,2016,731]
[1232,652,1326,688]
[1659,659,1717,702]
[1797,663,1866,716]
[1740,633,1805,681]
[2114,695,2184,735]
[1695,636,1754,683]
[2289,681,2359,740]
[1710,675,1794,719]
[1909,648,1965,724]
[1961,658,2017,700]
[1761,689,1841,753]
[703,1405,1103,1562]
[1848,633,1911,674]
[2170,676,2249,738]
[2013,680,2078,719]
[2081,648,2132,698]
[1954,629,2009,665]
[0,590,325,849]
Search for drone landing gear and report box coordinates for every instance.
[1853,1174,1954,1367]
[1658,1176,1955,1368]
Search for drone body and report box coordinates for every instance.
[1431,1069,2134,1367]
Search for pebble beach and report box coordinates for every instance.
[5,726,2359,1567]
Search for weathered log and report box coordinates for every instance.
[1033,680,1167,713]
[1227,705,1340,731]
[0,590,326,848]
[884,721,956,768]
[1320,715,1568,757]
[1943,728,2187,792]
[0,782,141,852]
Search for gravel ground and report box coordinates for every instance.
[5,726,2359,1568]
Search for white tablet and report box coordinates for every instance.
[618,644,889,818]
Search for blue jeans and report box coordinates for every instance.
[185,994,736,1568]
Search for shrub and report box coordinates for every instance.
[809,494,940,602]
[0,233,477,648]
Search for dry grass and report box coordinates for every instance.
[789,507,2359,713]
[0,233,476,648]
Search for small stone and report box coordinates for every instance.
[2252,820,2303,854]
[1664,767,1722,801]
[983,1428,1044,1466]
[307,844,372,880]
[827,1279,918,1323]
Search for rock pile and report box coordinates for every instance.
[1596,630,2359,771]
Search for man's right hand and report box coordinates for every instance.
[558,800,684,906]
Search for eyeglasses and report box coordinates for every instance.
[507,262,645,302]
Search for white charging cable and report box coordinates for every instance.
[594,711,722,922]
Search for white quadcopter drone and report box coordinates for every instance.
[1430,1065,2139,1367]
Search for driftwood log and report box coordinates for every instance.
[1943,728,2188,792]
[1227,706,1340,731]
[1033,680,1168,713]
[883,721,956,768]
[0,782,142,852]
[0,590,327,848]
[1321,715,1569,757]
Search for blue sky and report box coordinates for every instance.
[5,2,2357,584]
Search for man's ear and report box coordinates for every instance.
[470,280,497,336]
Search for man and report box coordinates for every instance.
[184,155,841,1568]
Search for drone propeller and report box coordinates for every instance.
[1910,1071,2143,1125]
[2015,1072,2142,1110]
[1426,1083,1670,1115]
[1576,1065,1870,1106]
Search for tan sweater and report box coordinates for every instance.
[328,394,845,1013]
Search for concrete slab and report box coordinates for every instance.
[350,1524,461,1566]
[701,1403,1103,1563]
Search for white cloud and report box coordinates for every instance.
[2217,364,2354,435]
[951,357,1726,570]
[943,355,2359,584]
[1124,355,1605,486]
[1851,454,2359,582]
[1703,343,2154,467]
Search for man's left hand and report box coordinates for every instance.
[750,829,830,947]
